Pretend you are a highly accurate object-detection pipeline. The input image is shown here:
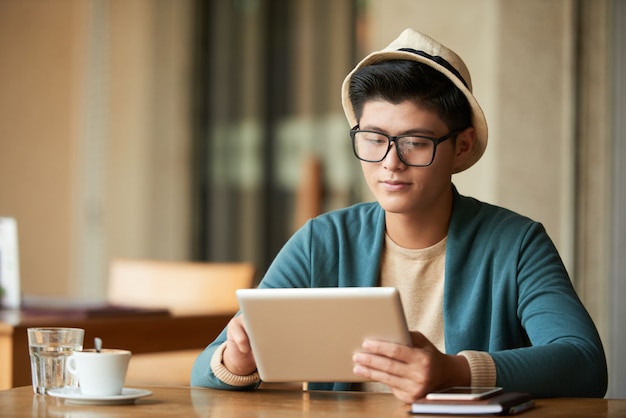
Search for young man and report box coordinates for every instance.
[191,29,607,402]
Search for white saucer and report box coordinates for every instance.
[47,387,153,405]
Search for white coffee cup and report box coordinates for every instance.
[67,349,131,396]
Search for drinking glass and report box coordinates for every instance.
[27,327,84,394]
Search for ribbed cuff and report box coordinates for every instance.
[210,342,260,387]
[458,350,497,387]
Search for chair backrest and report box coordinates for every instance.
[107,259,256,315]
[293,154,323,232]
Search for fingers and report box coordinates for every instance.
[355,333,433,364]
[352,352,413,381]
[223,315,258,375]
[353,340,431,380]
[352,348,427,403]
[226,315,252,354]
[358,339,416,363]
[352,337,442,402]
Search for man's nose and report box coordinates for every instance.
[383,142,405,170]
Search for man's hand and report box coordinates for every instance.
[222,315,258,376]
[352,331,470,403]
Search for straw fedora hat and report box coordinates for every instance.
[341,28,488,173]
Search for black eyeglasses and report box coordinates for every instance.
[349,126,463,167]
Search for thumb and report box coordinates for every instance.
[410,330,431,348]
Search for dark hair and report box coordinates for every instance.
[348,60,471,131]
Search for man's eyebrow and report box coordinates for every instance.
[359,125,438,136]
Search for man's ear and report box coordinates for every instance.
[455,127,476,158]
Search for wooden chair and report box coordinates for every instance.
[107,259,256,315]
[106,258,256,385]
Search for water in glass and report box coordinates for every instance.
[29,343,82,394]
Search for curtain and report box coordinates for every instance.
[191,0,364,276]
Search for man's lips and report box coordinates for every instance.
[380,179,411,191]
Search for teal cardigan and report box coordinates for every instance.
[191,187,608,398]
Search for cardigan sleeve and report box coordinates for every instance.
[445,191,607,398]
[491,222,607,397]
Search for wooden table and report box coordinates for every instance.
[0,308,232,389]
[0,385,625,417]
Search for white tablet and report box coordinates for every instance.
[236,286,411,382]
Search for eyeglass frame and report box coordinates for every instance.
[349,125,464,167]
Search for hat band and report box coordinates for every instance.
[398,48,468,88]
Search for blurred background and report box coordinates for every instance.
[0,0,624,397]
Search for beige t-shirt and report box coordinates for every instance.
[382,234,447,350]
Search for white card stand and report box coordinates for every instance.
[0,217,20,309]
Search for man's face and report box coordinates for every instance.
[358,99,458,217]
